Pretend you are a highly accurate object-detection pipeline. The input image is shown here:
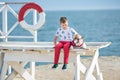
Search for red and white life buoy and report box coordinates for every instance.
[18,2,45,31]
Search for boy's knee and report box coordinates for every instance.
[63,45,70,49]
[55,43,63,48]
[64,43,71,47]
[55,45,60,48]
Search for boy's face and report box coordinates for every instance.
[60,21,68,29]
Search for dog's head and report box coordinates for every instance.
[73,34,84,46]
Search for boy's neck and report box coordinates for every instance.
[62,26,68,30]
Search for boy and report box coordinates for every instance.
[52,17,78,70]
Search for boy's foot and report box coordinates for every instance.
[52,64,58,69]
[62,64,67,70]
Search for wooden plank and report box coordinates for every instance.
[0,52,4,70]
[7,61,34,80]
[79,62,96,80]
[96,62,103,80]
[1,46,97,56]
[0,62,9,80]
[6,62,27,80]
[75,54,80,80]
[74,54,96,80]
[0,42,111,50]
[4,52,78,63]
[84,49,99,80]
[6,71,17,80]
[4,53,54,62]
[30,62,35,80]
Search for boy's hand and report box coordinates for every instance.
[53,36,57,48]
[53,46,56,48]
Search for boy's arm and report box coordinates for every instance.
[53,36,58,46]
[71,28,80,37]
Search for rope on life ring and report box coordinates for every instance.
[18,2,45,31]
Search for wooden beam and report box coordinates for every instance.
[7,61,34,80]
[6,62,27,80]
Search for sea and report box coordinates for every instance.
[0,10,120,56]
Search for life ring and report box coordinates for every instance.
[18,2,45,31]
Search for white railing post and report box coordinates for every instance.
[84,49,99,80]
[96,57,103,80]
[75,54,80,80]
[2,4,12,76]
[33,10,37,42]
[30,9,37,80]
[2,4,8,42]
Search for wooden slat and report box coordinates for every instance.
[0,62,9,80]
[0,42,111,50]
[6,62,27,80]
[7,62,34,80]
[1,45,98,56]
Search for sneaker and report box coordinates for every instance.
[62,64,67,70]
[52,64,58,69]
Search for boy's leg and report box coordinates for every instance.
[54,42,63,64]
[63,42,71,64]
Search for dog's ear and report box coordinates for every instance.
[73,35,77,40]
[75,34,79,38]
[73,37,76,40]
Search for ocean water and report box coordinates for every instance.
[0,10,120,56]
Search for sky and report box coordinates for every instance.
[0,0,120,11]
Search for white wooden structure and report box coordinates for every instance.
[0,2,40,79]
[0,2,111,80]
[0,42,111,80]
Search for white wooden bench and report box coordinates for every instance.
[0,42,111,80]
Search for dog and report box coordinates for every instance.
[72,34,87,49]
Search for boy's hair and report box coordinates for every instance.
[60,17,68,23]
